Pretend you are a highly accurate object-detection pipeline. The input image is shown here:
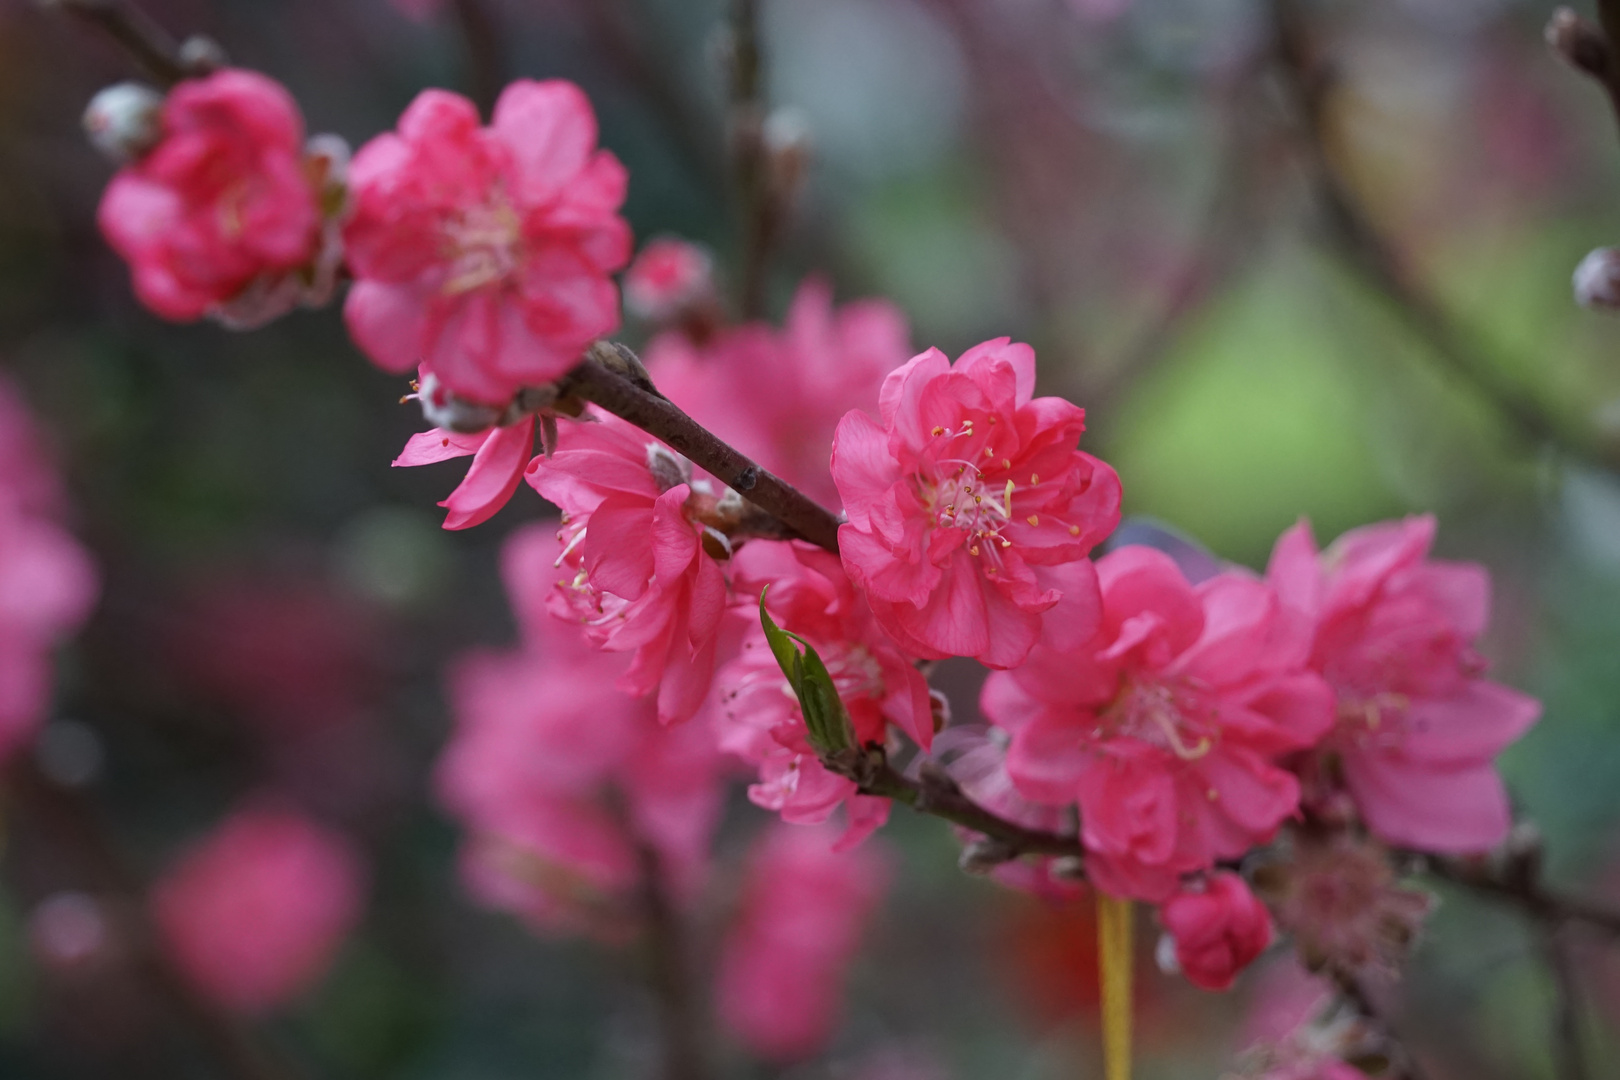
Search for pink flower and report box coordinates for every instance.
[393,417,537,529]
[982,546,1335,901]
[437,527,724,936]
[623,237,718,326]
[151,805,365,1013]
[1266,516,1541,852]
[528,411,731,724]
[343,80,631,405]
[715,541,932,847]
[831,339,1121,667]
[716,822,890,1062]
[648,278,910,506]
[98,69,322,321]
[1160,871,1273,991]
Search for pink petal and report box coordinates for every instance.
[393,429,487,467]
[1343,754,1512,852]
[439,417,535,529]
[1397,681,1541,765]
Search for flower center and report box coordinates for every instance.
[442,198,524,295]
[1098,678,1214,761]
[1334,692,1409,750]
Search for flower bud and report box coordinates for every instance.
[1159,871,1273,991]
[82,82,165,164]
[1574,247,1620,310]
[623,238,717,325]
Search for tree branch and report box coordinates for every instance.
[1542,922,1591,1080]
[449,0,503,116]
[825,748,1085,861]
[632,838,710,1080]
[559,346,844,553]
[1420,854,1620,937]
[727,0,778,319]
[46,0,190,87]
[1269,0,1620,478]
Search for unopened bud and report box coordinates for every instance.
[415,373,502,433]
[178,35,229,76]
[646,444,692,493]
[958,836,1017,875]
[624,238,717,325]
[1547,8,1611,80]
[1049,854,1086,881]
[83,82,165,164]
[928,688,952,733]
[1575,247,1620,310]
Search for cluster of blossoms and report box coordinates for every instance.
[88,60,1544,1065]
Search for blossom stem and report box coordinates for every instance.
[560,347,844,553]
[827,749,1087,860]
[48,0,191,87]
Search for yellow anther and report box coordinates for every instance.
[1069,525,1081,536]
[970,545,981,556]
[1003,458,1012,469]
[931,426,945,437]
[1027,515,1040,526]
[1030,474,1039,485]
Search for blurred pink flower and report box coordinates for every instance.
[715,541,932,847]
[982,547,1334,901]
[529,410,730,724]
[151,805,365,1013]
[98,69,322,321]
[831,339,1121,667]
[649,278,911,506]
[716,822,890,1062]
[344,81,631,404]
[437,527,724,936]
[1267,516,1540,852]
[623,237,718,326]
[1160,871,1273,991]
[0,381,98,763]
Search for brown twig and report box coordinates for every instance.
[1269,0,1620,477]
[559,346,844,553]
[727,0,777,319]
[632,838,710,1080]
[1330,971,1429,1080]
[1420,855,1620,937]
[1547,6,1620,143]
[449,0,503,117]
[46,0,190,86]
[825,748,1085,862]
[1542,922,1591,1080]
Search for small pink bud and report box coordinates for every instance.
[1575,247,1620,310]
[623,238,717,325]
[82,82,164,163]
[1159,871,1273,991]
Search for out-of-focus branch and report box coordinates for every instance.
[1419,853,1620,937]
[449,0,503,116]
[3,762,303,1080]
[1547,6,1620,143]
[1269,0,1620,477]
[632,839,710,1080]
[1330,972,1430,1080]
[825,748,1085,863]
[727,0,770,318]
[1542,923,1591,1080]
[45,0,191,86]
[558,343,844,553]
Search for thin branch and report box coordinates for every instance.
[1547,5,1620,145]
[1542,922,1591,1080]
[46,0,189,86]
[1420,855,1620,937]
[1330,971,1429,1080]
[1269,0,1620,478]
[449,0,503,117]
[633,838,710,1080]
[825,748,1085,861]
[727,0,776,319]
[559,346,844,553]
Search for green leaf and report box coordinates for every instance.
[758,588,855,755]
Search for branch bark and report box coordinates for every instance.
[449,0,503,116]
[47,0,190,87]
[633,839,710,1080]
[560,347,844,553]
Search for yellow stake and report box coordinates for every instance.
[1097,894,1134,1080]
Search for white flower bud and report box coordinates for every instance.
[1574,247,1620,311]
[416,373,502,433]
[82,82,165,164]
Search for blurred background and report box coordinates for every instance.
[2,0,1619,1077]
